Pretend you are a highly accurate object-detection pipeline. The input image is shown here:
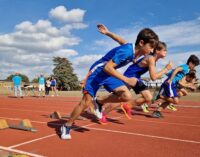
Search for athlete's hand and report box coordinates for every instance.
[165,61,173,71]
[167,79,172,84]
[97,24,109,35]
[188,84,196,91]
[124,77,137,87]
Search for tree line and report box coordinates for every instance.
[5,57,81,91]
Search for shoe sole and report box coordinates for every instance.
[120,104,132,120]
[99,121,108,125]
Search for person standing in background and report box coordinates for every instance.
[38,74,45,97]
[12,72,23,98]
[45,77,51,96]
[51,77,58,96]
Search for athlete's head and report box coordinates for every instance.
[135,28,159,55]
[186,70,196,82]
[187,55,200,70]
[153,41,167,58]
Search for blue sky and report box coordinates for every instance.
[0,0,199,80]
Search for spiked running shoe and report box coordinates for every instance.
[99,113,108,125]
[61,125,72,140]
[141,103,149,113]
[120,103,132,119]
[167,104,177,111]
[151,111,164,118]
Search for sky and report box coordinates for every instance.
[0,0,200,81]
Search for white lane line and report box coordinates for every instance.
[0,145,45,157]
[1,115,200,128]
[0,106,199,118]
[175,105,200,108]
[8,134,56,149]
[8,123,97,149]
[131,119,200,127]
[85,127,200,144]
[0,108,51,114]
[8,116,124,149]
[0,107,73,115]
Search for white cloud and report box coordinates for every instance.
[53,49,78,57]
[71,55,103,80]
[72,55,102,68]
[94,17,200,50]
[49,6,86,23]
[0,6,88,80]
[153,20,200,48]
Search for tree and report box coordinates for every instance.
[53,57,81,90]
[6,73,29,83]
[31,78,38,83]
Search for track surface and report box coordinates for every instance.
[0,95,200,157]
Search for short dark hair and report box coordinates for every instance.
[186,70,196,79]
[187,54,200,66]
[153,41,167,54]
[135,28,159,48]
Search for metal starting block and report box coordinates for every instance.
[49,111,86,120]
[0,119,37,132]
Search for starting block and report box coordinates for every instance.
[0,119,37,132]
[49,111,86,120]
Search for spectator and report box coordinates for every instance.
[51,77,58,96]
[12,72,23,98]
[38,74,45,97]
[45,77,51,96]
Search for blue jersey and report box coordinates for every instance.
[39,77,45,85]
[167,64,189,84]
[51,79,56,86]
[124,57,149,78]
[89,43,134,76]
[12,76,22,86]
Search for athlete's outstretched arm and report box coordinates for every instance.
[167,67,183,83]
[179,77,196,90]
[97,24,127,45]
[148,57,173,81]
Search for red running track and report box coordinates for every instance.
[0,95,199,157]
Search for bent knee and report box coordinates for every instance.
[145,94,153,102]
[121,92,132,102]
[81,95,92,108]
[173,98,179,104]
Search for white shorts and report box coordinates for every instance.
[39,85,45,91]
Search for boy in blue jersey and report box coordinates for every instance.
[60,24,159,140]
[152,54,199,118]
[95,40,173,124]
[166,70,197,111]
[38,74,45,97]
[12,72,23,98]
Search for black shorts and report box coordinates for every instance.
[132,79,147,94]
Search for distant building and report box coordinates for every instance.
[141,77,165,88]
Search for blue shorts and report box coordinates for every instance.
[159,81,178,98]
[83,70,125,97]
[87,76,147,95]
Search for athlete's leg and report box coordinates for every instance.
[66,93,92,126]
[98,85,132,104]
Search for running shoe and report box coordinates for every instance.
[61,125,72,140]
[167,104,177,111]
[141,103,149,113]
[120,103,132,119]
[99,113,108,125]
[92,97,103,119]
[151,111,164,118]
